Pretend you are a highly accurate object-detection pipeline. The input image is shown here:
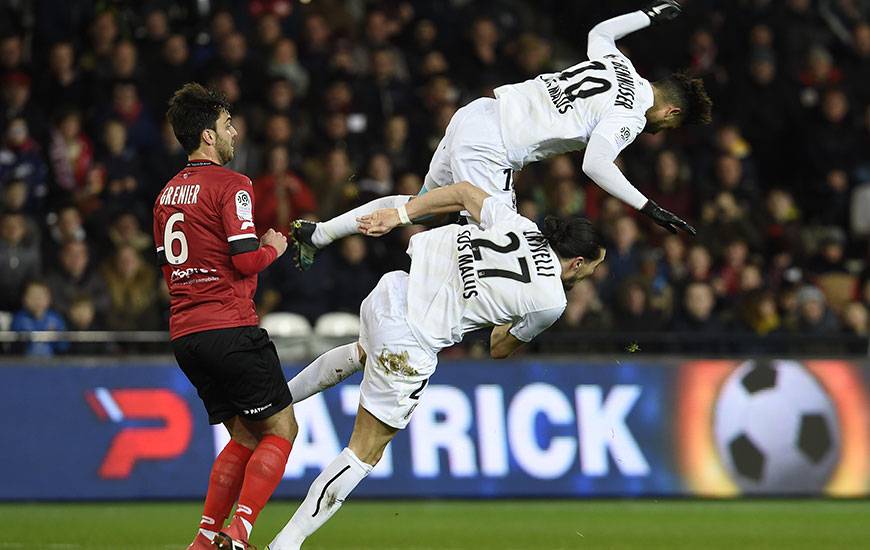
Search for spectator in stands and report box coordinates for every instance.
[253,13,284,61]
[0,212,40,311]
[357,152,394,199]
[697,191,762,253]
[138,8,170,71]
[359,47,413,133]
[152,34,192,109]
[807,228,849,275]
[80,10,118,79]
[205,31,265,101]
[508,33,552,83]
[0,117,48,211]
[657,234,688,288]
[307,147,356,219]
[37,41,88,112]
[556,279,613,332]
[330,235,378,313]
[716,238,751,299]
[615,278,664,334]
[842,301,868,337]
[46,204,86,250]
[97,119,143,217]
[45,240,108,320]
[0,34,26,82]
[1,178,27,213]
[10,280,67,356]
[846,22,870,106]
[224,113,261,178]
[457,16,506,94]
[737,289,782,336]
[1,72,47,142]
[795,284,841,334]
[738,263,765,295]
[268,38,310,98]
[764,188,803,259]
[101,244,160,331]
[806,88,860,225]
[100,80,159,154]
[607,215,644,288]
[48,109,94,197]
[382,114,416,175]
[145,120,187,193]
[673,282,723,332]
[735,47,795,183]
[65,295,106,355]
[254,144,317,235]
[734,289,783,353]
[107,212,151,255]
[643,149,692,222]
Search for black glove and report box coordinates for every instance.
[643,0,682,24]
[641,200,696,235]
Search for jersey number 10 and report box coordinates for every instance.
[558,60,612,101]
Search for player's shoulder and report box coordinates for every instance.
[209,165,253,186]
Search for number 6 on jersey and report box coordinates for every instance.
[163,212,189,265]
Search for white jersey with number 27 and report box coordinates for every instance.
[494,50,654,168]
[405,198,567,353]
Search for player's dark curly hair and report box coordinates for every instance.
[541,215,604,260]
[659,71,713,126]
[166,82,230,154]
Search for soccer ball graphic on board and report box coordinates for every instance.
[714,360,840,493]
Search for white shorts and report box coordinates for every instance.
[423,97,516,211]
[358,271,438,429]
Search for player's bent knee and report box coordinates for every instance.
[247,403,298,442]
[347,406,399,466]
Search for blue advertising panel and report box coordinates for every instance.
[1,359,867,500]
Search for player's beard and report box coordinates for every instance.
[216,135,234,165]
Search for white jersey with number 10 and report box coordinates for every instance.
[494,51,654,168]
[405,198,567,352]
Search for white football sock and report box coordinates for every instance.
[268,448,372,550]
[287,343,363,403]
[312,195,413,248]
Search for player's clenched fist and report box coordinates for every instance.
[262,228,289,256]
[644,0,681,24]
[357,208,401,237]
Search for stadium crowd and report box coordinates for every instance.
[0,0,868,356]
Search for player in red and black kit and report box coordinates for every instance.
[154,83,296,550]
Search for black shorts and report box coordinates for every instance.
[172,326,293,425]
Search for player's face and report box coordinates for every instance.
[565,247,606,289]
[213,110,237,164]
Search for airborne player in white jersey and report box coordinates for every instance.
[266,182,605,549]
[290,0,710,270]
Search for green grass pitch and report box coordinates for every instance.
[2,499,869,549]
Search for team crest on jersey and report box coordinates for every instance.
[618,126,631,143]
[235,190,252,221]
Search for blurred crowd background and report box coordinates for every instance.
[0,0,868,357]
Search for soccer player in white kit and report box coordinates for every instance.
[290,0,710,270]
[266,182,606,549]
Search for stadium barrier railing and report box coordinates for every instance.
[0,330,866,358]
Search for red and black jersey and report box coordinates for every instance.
[153,160,268,340]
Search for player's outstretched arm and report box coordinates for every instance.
[587,1,681,59]
[358,181,489,236]
[583,134,695,235]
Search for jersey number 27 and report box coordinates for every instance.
[472,232,531,283]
